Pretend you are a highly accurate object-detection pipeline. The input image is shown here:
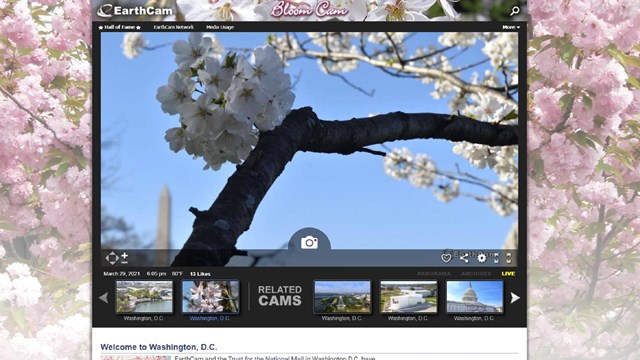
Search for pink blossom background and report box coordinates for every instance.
[0,0,638,358]
[0,0,91,358]
[528,0,640,358]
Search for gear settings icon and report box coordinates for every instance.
[477,253,487,263]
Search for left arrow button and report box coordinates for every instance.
[99,292,108,304]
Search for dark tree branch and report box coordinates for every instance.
[303,112,518,155]
[355,148,386,157]
[172,107,317,267]
[144,43,171,51]
[172,107,518,266]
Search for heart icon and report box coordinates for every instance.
[441,253,452,263]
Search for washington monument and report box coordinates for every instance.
[156,185,171,266]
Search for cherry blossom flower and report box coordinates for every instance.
[185,281,234,313]
[252,45,285,85]
[469,93,514,123]
[226,78,269,120]
[384,147,413,179]
[177,0,257,21]
[408,154,437,188]
[367,0,434,21]
[438,0,460,19]
[156,71,196,115]
[179,92,221,136]
[165,127,187,152]
[6,262,31,277]
[11,275,42,307]
[121,32,147,59]
[433,180,459,203]
[172,32,216,70]
[198,57,233,95]
[341,0,369,21]
[0,273,11,301]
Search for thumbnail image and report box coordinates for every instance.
[314,280,371,314]
[380,280,438,314]
[115,280,173,314]
[182,280,240,314]
[446,280,503,314]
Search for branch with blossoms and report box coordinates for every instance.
[150,32,519,266]
[381,146,518,214]
[273,32,518,107]
[267,32,519,218]
[171,107,517,266]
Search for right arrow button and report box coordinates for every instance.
[510,292,520,304]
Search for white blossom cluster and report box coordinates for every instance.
[470,93,516,123]
[438,32,478,48]
[435,34,519,217]
[433,180,460,203]
[307,32,360,73]
[304,32,410,72]
[367,0,460,21]
[409,153,438,188]
[267,34,301,65]
[157,33,295,170]
[453,142,500,170]
[450,139,517,215]
[385,144,516,213]
[379,32,518,215]
[427,32,519,102]
[490,182,518,216]
[0,263,42,307]
[367,32,408,62]
[450,90,518,216]
[384,147,462,202]
[384,147,416,179]
[177,0,256,21]
[430,55,455,99]
[186,281,224,313]
[121,32,148,59]
[437,32,518,70]
[481,32,518,70]
[279,30,518,216]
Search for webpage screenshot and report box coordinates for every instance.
[92,3,527,359]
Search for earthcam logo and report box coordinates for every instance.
[96,3,173,18]
[96,3,114,18]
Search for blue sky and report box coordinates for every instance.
[100,31,518,251]
[447,280,503,307]
[315,281,371,294]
